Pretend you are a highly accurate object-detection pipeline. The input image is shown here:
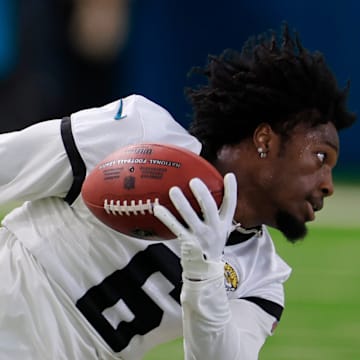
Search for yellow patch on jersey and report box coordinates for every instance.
[224,262,239,291]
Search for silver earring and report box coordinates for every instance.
[257,147,267,159]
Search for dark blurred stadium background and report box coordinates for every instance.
[0,1,359,359]
[0,0,359,180]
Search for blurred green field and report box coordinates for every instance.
[143,184,360,360]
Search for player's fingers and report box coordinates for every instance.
[189,177,219,225]
[168,185,204,231]
[219,173,237,222]
[153,203,187,238]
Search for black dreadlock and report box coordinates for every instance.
[187,24,356,162]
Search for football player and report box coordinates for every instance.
[0,24,356,359]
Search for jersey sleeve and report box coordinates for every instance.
[0,119,73,205]
[181,274,275,360]
[0,95,200,207]
[70,95,201,173]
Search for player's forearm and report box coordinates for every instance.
[181,273,239,359]
[181,272,268,360]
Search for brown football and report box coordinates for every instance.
[81,143,224,240]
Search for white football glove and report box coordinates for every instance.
[153,173,237,281]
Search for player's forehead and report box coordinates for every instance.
[289,122,339,151]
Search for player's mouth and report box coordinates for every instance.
[306,202,315,221]
[305,200,323,222]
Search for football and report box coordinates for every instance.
[81,143,224,240]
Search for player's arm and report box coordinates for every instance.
[181,274,275,359]
[0,119,73,205]
[154,174,272,359]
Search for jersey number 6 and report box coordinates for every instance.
[76,243,182,352]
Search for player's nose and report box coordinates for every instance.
[320,168,334,198]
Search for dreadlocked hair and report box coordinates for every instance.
[187,23,356,162]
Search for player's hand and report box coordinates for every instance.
[154,173,237,280]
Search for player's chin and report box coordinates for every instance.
[275,210,308,243]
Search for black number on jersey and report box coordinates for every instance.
[76,243,182,352]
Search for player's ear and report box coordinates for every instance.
[253,123,276,158]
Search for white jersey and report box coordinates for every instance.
[0,95,291,359]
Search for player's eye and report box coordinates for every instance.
[316,152,326,163]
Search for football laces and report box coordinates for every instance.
[104,198,160,216]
